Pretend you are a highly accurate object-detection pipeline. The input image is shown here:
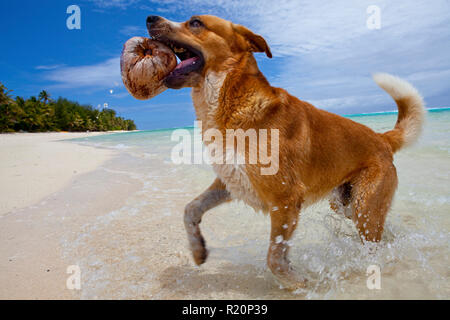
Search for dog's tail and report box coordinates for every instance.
[373,73,425,153]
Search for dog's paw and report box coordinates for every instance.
[271,266,308,292]
[282,277,308,292]
[189,234,208,265]
[192,247,208,265]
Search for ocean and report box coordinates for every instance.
[66,109,450,299]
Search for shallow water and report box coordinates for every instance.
[67,109,450,299]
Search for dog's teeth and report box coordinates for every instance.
[173,47,186,53]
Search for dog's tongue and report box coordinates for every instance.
[174,56,199,70]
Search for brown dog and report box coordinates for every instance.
[147,15,425,290]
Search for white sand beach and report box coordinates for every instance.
[0,132,113,216]
[0,132,125,299]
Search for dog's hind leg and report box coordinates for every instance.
[329,182,353,219]
[267,204,306,290]
[184,177,231,265]
[350,163,398,242]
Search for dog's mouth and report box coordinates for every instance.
[165,40,204,74]
[150,34,204,87]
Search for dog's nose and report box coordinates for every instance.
[146,15,161,29]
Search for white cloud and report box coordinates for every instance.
[35,64,66,70]
[88,0,140,9]
[203,0,450,110]
[43,57,121,89]
[89,0,450,58]
[134,0,450,111]
[119,25,147,37]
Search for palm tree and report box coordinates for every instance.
[38,90,51,104]
[1,85,136,132]
[0,82,13,105]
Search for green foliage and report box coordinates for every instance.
[0,83,137,133]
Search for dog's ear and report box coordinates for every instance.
[233,24,272,58]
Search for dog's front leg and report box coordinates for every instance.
[267,204,307,291]
[184,177,231,265]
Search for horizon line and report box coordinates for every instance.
[111,107,449,133]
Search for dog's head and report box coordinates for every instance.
[147,15,272,89]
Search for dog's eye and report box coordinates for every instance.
[189,19,203,28]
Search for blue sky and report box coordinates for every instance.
[1,0,449,130]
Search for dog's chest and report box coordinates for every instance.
[192,71,264,211]
[212,162,264,211]
[192,71,225,130]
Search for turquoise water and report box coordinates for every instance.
[71,108,450,152]
[67,109,449,299]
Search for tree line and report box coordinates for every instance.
[0,83,136,133]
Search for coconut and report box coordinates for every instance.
[120,37,177,100]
